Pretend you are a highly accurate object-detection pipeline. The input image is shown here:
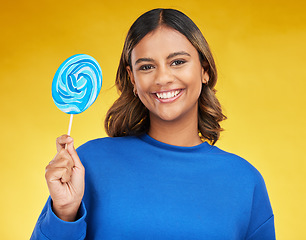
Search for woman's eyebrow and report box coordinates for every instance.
[134,51,190,65]
[167,51,191,59]
[135,57,154,65]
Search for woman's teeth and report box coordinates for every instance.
[155,90,181,99]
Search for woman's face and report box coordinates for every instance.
[127,26,209,124]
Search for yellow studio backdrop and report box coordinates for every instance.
[0,0,305,239]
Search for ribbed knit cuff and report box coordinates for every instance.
[40,197,87,240]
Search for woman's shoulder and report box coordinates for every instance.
[76,135,142,169]
[209,145,266,184]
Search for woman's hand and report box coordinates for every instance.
[45,135,85,222]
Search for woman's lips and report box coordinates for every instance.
[152,89,184,103]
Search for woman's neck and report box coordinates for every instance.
[148,113,202,147]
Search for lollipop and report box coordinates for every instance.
[52,54,102,135]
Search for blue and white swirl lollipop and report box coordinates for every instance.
[52,54,102,135]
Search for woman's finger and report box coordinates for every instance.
[48,149,75,169]
[56,135,74,153]
[66,140,84,170]
[45,166,72,184]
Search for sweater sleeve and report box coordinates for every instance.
[245,172,276,240]
[30,197,87,240]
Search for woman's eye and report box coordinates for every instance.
[171,60,186,66]
[139,65,154,71]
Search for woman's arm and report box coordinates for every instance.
[245,173,276,240]
[31,135,87,239]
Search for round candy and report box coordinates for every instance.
[52,54,102,114]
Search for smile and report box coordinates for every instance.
[153,89,183,103]
[155,90,181,99]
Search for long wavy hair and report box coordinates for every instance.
[105,8,226,145]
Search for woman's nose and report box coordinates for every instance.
[155,66,174,85]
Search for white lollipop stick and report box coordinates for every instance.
[67,114,73,136]
[65,114,73,150]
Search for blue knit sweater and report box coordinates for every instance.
[31,134,275,239]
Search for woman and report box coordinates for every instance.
[31,8,275,239]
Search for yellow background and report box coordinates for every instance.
[1,0,305,239]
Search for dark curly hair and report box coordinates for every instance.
[105,8,226,145]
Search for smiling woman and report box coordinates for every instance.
[126,27,208,146]
[105,8,225,145]
[31,8,276,240]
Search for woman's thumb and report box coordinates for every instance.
[66,140,83,169]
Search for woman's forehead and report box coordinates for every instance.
[130,26,197,63]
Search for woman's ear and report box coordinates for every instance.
[126,66,135,86]
[127,66,138,96]
[201,68,210,85]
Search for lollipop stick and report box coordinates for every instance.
[67,114,73,136]
[65,114,74,150]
